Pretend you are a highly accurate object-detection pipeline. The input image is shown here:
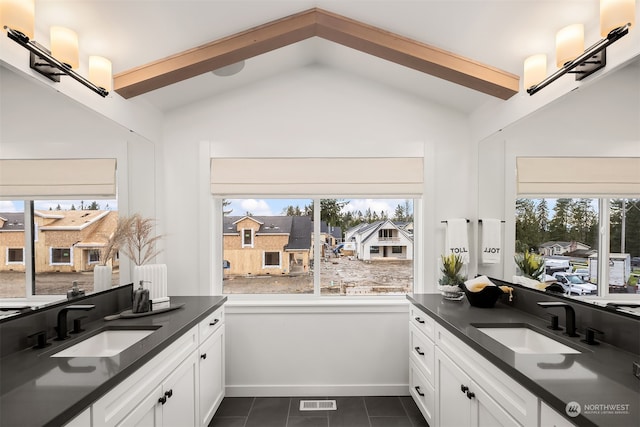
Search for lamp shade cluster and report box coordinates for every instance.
[0,0,112,93]
[524,0,635,92]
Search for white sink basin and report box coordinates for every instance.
[51,329,155,358]
[477,327,580,354]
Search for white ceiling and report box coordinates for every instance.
[32,0,605,114]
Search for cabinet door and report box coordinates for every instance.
[162,352,199,427]
[540,402,576,427]
[117,385,162,427]
[472,383,521,427]
[199,325,225,427]
[436,348,471,427]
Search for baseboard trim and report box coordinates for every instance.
[225,384,409,397]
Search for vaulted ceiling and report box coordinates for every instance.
[30,1,610,114]
[113,8,519,100]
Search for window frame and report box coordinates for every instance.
[216,198,419,297]
[263,251,281,268]
[50,247,73,266]
[242,228,254,248]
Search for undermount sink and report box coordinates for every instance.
[475,325,581,354]
[51,328,158,358]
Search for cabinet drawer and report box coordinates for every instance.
[409,359,435,426]
[199,306,224,344]
[409,323,434,383]
[409,304,434,340]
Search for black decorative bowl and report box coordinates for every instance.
[460,283,505,308]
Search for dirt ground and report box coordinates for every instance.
[0,257,413,297]
[223,256,413,295]
[0,270,118,298]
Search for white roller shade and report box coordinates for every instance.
[211,157,423,196]
[516,157,640,197]
[0,158,117,198]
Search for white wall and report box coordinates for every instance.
[161,64,472,395]
[162,64,473,295]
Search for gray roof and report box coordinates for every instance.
[320,221,342,239]
[223,215,312,251]
[287,216,312,250]
[0,213,25,231]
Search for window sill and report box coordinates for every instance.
[224,294,411,314]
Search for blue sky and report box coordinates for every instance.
[225,199,412,217]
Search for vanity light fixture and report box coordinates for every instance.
[525,0,635,96]
[1,0,110,97]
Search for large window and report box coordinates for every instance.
[0,199,119,298]
[221,198,415,296]
[515,198,639,296]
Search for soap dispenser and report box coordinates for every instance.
[132,281,151,313]
[67,281,85,299]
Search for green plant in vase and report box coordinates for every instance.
[514,250,545,281]
[439,253,467,287]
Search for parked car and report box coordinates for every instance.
[631,257,640,267]
[552,272,597,295]
[573,268,590,282]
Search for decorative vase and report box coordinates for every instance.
[93,265,113,292]
[133,264,167,300]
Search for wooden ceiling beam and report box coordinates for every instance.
[114,9,318,99]
[315,9,519,100]
[114,7,519,100]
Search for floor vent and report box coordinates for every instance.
[299,400,337,411]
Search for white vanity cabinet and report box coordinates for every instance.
[408,305,435,426]
[113,351,199,427]
[198,306,225,427]
[92,325,198,427]
[91,305,225,427]
[540,402,576,427]
[409,303,539,427]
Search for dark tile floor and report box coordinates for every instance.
[208,396,429,427]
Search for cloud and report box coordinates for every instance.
[0,201,20,212]
[239,199,273,216]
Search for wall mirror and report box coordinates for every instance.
[478,57,640,316]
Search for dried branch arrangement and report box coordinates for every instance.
[99,215,136,266]
[120,214,163,266]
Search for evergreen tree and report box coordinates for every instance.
[87,201,100,210]
[568,199,597,246]
[393,204,405,221]
[223,199,233,215]
[55,204,61,211]
[70,204,76,210]
[548,198,572,241]
[515,199,539,251]
[535,199,549,242]
[282,205,303,216]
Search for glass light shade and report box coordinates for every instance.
[51,26,79,69]
[600,0,636,36]
[0,0,35,39]
[556,24,584,67]
[523,54,547,89]
[89,56,112,91]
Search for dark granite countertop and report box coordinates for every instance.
[0,296,226,427]
[408,293,640,427]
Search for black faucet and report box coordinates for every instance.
[55,305,95,340]
[537,301,578,337]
